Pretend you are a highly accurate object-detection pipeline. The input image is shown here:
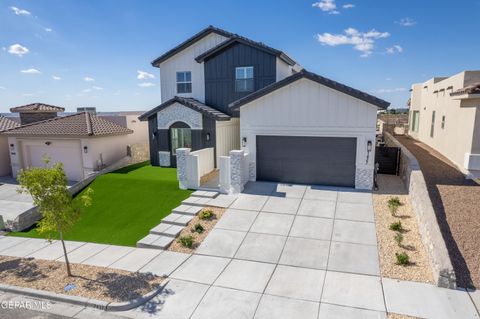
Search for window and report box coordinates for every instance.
[430,111,436,138]
[411,111,420,132]
[176,71,192,94]
[235,66,254,92]
[170,124,192,155]
[441,115,446,129]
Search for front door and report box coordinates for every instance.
[169,121,192,167]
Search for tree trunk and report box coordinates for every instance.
[59,230,72,277]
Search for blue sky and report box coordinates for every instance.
[1,0,479,113]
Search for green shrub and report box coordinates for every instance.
[394,232,404,246]
[199,210,213,220]
[388,197,402,216]
[191,223,204,234]
[389,221,403,232]
[395,252,410,266]
[178,235,194,248]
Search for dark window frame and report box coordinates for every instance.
[235,66,254,92]
[176,71,192,94]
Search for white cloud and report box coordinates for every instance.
[138,82,155,88]
[312,0,338,14]
[343,3,355,8]
[386,45,403,54]
[10,6,31,16]
[52,75,61,80]
[397,17,416,27]
[45,28,53,32]
[20,68,41,74]
[8,44,29,56]
[315,28,390,57]
[137,70,155,80]
[92,86,103,90]
[83,77,95,82]
[372,88,407,93]
[0,86,6,90]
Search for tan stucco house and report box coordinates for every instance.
[409,71,480,178]
[0,116,20,176]
[2,108,134,181]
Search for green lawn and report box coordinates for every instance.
[9,162,193,247]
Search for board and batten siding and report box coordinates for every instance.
[216,118,240,164]
[239,78,378,189]
[159,32,229,103]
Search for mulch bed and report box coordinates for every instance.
[0,256,163,302]
[397,135,480,288]
[373,175,433,284]
[168,206,225,254]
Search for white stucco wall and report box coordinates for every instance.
[0,136,12,176]
[81,135,130,176]
[275,58,293,81]
[239,78,378,189]
[159,32,229,103]
[216,118,240,165]
[124,114,148,145]
[409,71,480,175]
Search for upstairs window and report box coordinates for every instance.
[430,110,436,138]
[235,66,254,92]
[441,115,446,129]
[176,71,192,94]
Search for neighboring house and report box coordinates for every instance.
[0,116,20,176]
[140,26,389,189]
[2,111,133,181]
[410,71,480,178]
[377,114,409,135]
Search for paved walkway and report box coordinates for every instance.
[0,182,479,319]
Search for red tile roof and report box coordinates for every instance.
[2,112,133,137]
[0,116,20,132]
[10,103,65,113]
[450,83,480,96]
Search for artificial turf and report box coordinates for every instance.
[8,162,193,247]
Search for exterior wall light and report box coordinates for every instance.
[242,137,247,147]
[366,140,373,164]
[9,144,15,150]
[83,146,88,153]
[45,141,52,146]
[206,133,210,142]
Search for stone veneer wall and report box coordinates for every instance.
[384,132,456,289]
[355,167,374,190]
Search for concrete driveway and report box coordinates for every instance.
[0,178,36,230]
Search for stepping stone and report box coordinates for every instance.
[182,196,211,207]
[162,213,194,226]
[150,223,184,237]
[172,204,203,216]
[137,234,173,250]
[191,190,219,199]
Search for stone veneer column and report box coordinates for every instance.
[176,148,190,190]
[355,167,374,190]
[230,150,245,194]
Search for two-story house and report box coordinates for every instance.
[409,71,480,178]
[140,26,389,189]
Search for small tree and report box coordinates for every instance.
[17,157,93,276]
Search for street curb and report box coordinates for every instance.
[0,278,169,312]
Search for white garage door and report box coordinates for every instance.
[26,143,83,181]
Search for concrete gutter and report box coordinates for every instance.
[383,132,456,289]
[0,279,168,312]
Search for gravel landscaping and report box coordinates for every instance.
[0,255,163,302]
[373,174,434,284]
[168,206,225,253]
[388,314,421,319]
[397,135,480,288]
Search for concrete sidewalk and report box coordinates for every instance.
[0,182,479,319]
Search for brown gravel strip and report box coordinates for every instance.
[373,175,433,284]
[0,256,163,302]
[168,206,225,254]
[396,136,480,288]
[388,314,422,319]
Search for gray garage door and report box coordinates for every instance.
[256,135,357,187]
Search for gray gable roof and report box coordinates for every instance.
[195,36,296,66]
[138,96,231,121]
[151,25,296,68]
[229,69,390,110]
[151,26,234,67]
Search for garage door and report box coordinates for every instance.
[26,144,83,181]
[256,135,357,187]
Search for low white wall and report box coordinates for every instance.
[176,147,214,189]
[0,136,11,176]
[384,132,456,289]
[219,150,250,194]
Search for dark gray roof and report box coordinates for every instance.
[151,25,296,67]
[138,96,231,121]
[195,36,296,66]
[229,69,390,110]
[151,26,235,67]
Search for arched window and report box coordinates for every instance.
[170,122,192,155]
